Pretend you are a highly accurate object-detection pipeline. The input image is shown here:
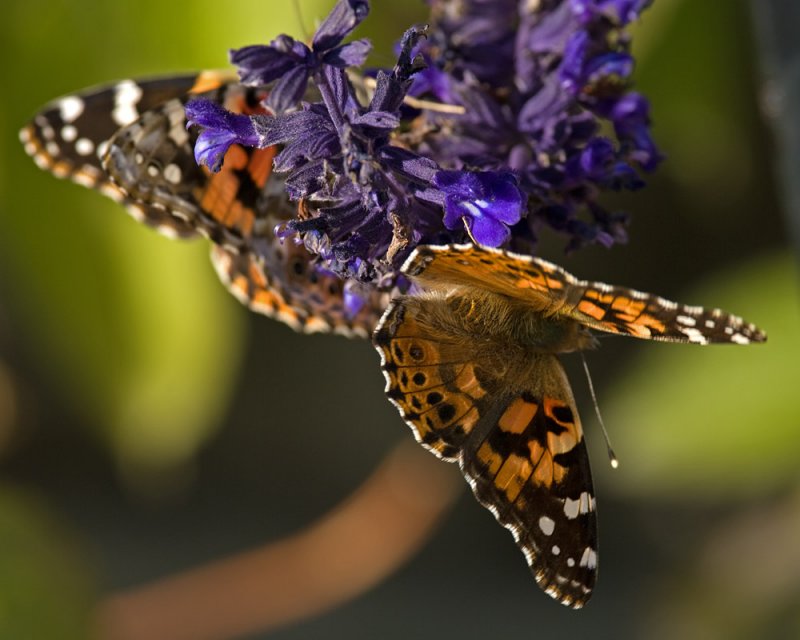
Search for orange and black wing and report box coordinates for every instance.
[562,280,766,344]
[19,73,233,237]
[402,243,766,345]
[374,298,597,608]
[21,73,387,336]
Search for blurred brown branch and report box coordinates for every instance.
[93,439,461,640]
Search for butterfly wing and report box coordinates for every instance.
[402,243,574,312]
[211,244,387,337]
[21,74,387,336]
[374,300,488,460]
[19,72,232,238]
[102,81,276,249]
[403,243,766,345]
[374,297,597,608]
[460,355,597,608]
[562,280,767,344]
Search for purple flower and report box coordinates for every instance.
[605,92,663,171]
[435,171,523,247]
[186,0,661,285]
[231,0,371,113]
[184,99,262,171]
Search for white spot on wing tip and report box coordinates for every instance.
[75,138,95,156]
[59,95,85,123]
[96,140,110,161]
[112,80,143,126]
[563,492,594,519]
[157,224,181,240]
[99,183,125,202]
[580,547,597,569]
[33,153,53,170]
[72,170,98,188]
[61,125,78,142]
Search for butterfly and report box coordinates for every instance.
[373,243,766,608]
[20,73,767,609]
[19,71,387,337]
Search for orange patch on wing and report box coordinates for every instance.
[248,146,276,188]
[514,272,549,291]
[577,299,607,320]
[498,397,538,434]
[584,290,615,304]
[396,364,449,392]
[196,145,258,235]
[189,71,228,94]
[229,274,250,298]
[418,394,473,430]
[529,441,568,488]
[633,313,667,335]
[543,397,580,454]
[495,454,533,502]
[389,337,446,365]
[611,296,645,316]
[457,406,480,436]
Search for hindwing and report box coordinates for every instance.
[374,296,598,607]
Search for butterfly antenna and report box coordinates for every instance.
[580,353,619,469]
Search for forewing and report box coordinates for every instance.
[460,355,597,609]
[402,243,574,313]
[403,243,766,345]
[22,73,387,337]
[102,81,276,250]
[564,282,767,344]
[19,72,232,238]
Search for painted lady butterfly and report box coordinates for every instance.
[18,71,386,337]
[374,243,765,607]
[20,73,766,608]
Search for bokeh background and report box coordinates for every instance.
[0,0,798,638]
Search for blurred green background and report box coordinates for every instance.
[0,0,797,638]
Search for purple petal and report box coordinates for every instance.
[267,66,310,113]
[609,93,663,170]
[353,110,399,130]
[435,170,523,244]
[323,39,372,68]
[468,213,511,247]
[313,0,370,52]
[584,52,634,86]
[231,38,308,85]
[185,99,261,172]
